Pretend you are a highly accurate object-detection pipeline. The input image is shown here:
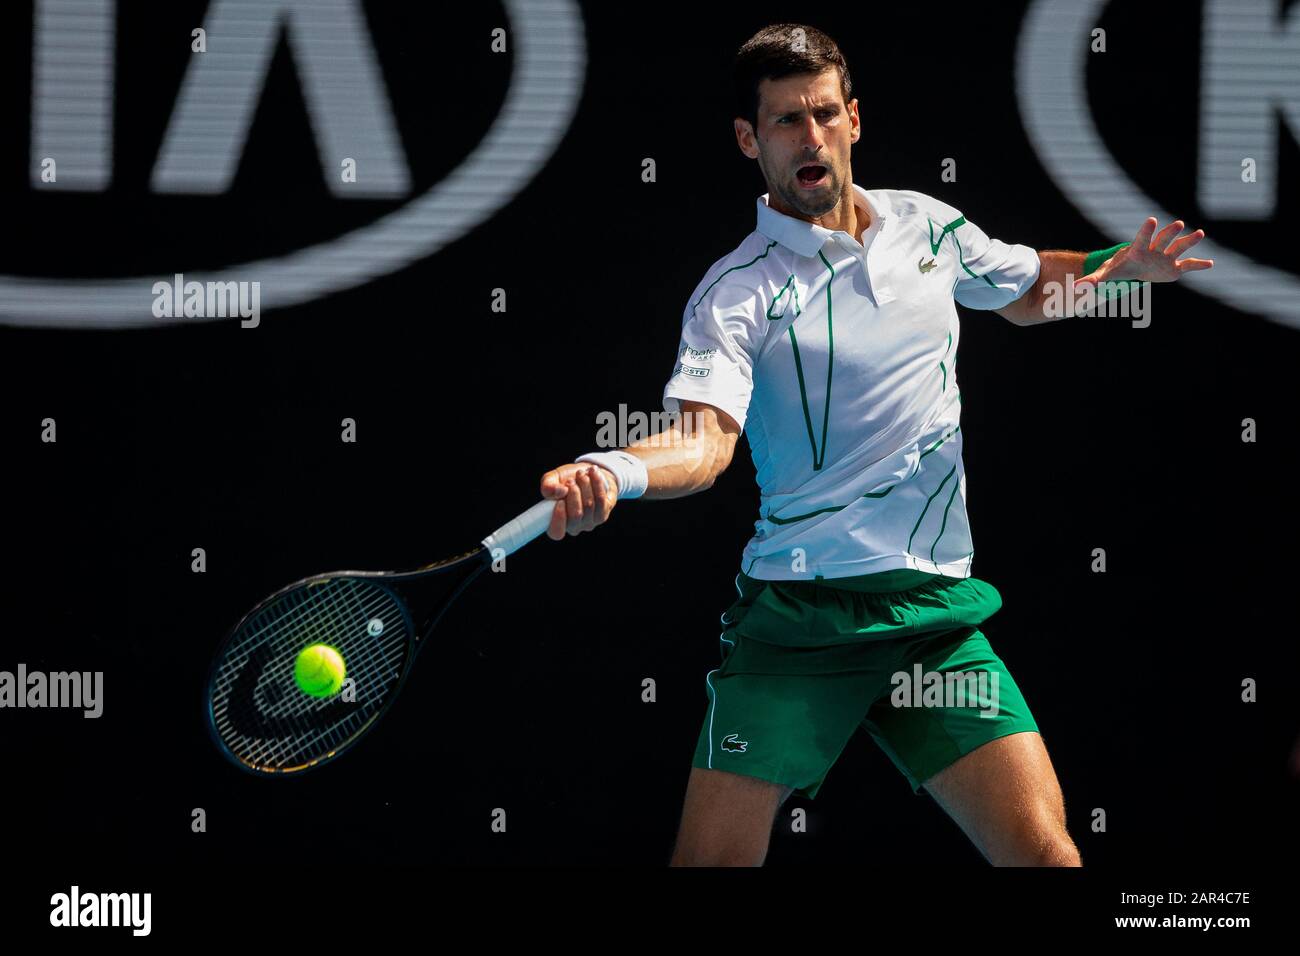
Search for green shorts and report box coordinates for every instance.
[692,569,1039,798]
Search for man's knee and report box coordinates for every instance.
[1035,782,1079,866]
[992,785,1078,866]
[1034,832,1082,867]
[669,840,766,867]
[1000,822,1080,867]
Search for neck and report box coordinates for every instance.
[814,198,870,244]
[771,187,870,242]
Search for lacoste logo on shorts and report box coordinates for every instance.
[918,257,938,273]
[721,733,748,752]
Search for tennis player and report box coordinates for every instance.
[540,23,1211,866]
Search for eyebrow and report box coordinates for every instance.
[771,103,840,117]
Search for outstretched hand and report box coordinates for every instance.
[1074,217,1213,289]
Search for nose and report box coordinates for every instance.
[798,118,825,153]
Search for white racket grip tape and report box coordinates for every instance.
[481,475,614,557]
[481,500,555,557]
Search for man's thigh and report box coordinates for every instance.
[860,627,1079,864]
[922,730,1080,866]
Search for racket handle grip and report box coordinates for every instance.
[481,474,614,557]
[481,499,557,557]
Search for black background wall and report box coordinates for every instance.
[0,0,1293,925]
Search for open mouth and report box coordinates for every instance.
[796,164,828,187]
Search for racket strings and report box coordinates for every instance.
[219,579,397,716]
[213,579,402,768]
[236,583,391,767]
[209,577,411,771]
[244,580,406,768]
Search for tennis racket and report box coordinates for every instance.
[205,491,580,775]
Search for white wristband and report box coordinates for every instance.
[574,450,648,500]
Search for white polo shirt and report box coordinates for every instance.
[662,184,1040,581]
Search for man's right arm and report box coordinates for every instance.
[633,399,741,499]
[539,399,741,538]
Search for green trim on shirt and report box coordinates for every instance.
[928,215,966,255]
[767,274,802,320]
[787,252,837,472]
[939,330,952,391]
[908,462,957,553]
[764,424,962,526]
[933,473,963,562]
[949,228,998,289]
[766,484,895,525]
[690,240,779,316]
[920,423,960,458]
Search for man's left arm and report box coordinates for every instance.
[995,218,1214,326]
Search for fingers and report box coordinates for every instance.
[540,468,567,500]
[1133,216,1157,248]
[543,466,579,540]
[547,499,568,541]
[542,468,569,541]
[1175,257,1214,272]
[564,470,585,531]
[1149,219,1183,252]
[570,468,596,535]
[1165,228,1205,258]
[588,466,607,526]
[591,466,613,525]
[540,463,618,540]
[567,465,616,535]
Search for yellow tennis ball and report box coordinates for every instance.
[294,644,346,698]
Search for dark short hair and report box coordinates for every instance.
[732,24,853,131]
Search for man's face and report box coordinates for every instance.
[737,68,860,219]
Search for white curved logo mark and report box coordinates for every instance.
[1,0,586,327]
[1016,0,1300,329]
